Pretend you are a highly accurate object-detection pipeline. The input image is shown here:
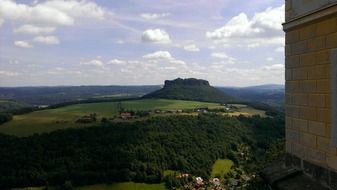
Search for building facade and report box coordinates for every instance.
[284,0,337,188]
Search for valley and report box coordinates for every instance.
[0,99,266,137]
[0,78,284,190]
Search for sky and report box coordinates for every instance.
[0,0,285,87]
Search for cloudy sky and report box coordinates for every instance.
[0,0,285,87]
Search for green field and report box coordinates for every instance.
[0,99,265,137]
[211,159,234,178]
[0,99,224,136]
[75,182,165,190]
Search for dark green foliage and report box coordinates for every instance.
[0,113,13,125]
[0,114,284,189]
[0,100,34,114]
[76,113,97,123]
[56,181,73,190]
[124,110,150,117]
[143,78,236,103]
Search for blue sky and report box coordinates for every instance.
[0,0,285,87]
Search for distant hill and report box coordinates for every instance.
[0,85,160,106]
[143,78,236,103]
[0,100,32,114]
[218,84,284,106]
[0,83,284,107]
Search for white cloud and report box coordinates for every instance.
[14,24,55,35]
[142,51,187,68]
[0,0,107,26]
[0,70,20,76]
[141,29,171,44]
[211,52,237,65]
[41,0,106,20]
[115,40,125,44]
[33,36,59,45]
[143,51,172,60]
[266,57,274,61]
[140,13,170,20]
[14,40,33,48]
[80,59,104,67]
[206,5,285,48]
[263,64,284,71]
[207,13,260,39]
[108,59,126,65]
[274,46,284,52]
[183,44,200,52]
[211,52,230,59]
[0,19,4,27]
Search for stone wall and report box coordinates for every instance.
[286,0,337,21]
[284,0,337,184]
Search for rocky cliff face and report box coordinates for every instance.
[164,78,210,87]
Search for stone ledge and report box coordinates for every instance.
[262,153,337,189]
[283,3,337,32]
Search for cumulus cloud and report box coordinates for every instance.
[107,59,127,65]
[140,13,170,20]
[33,36,60,45]
[0,70,20,76]
[14,24,56,35]
[211,52,237,65]
[262,64,284,71]
[0,0,106,26]
[274,46,284,52]
[141,29,171,44]
[80,59,104,67]
[14,40,33,48]
[142,51,187,68]
[183,44,200,52]
[206,5,284,47]
[75,54,283,86]
[142,51,172,60]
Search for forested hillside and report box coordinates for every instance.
[219,84,284,106]
[0,114,284,189]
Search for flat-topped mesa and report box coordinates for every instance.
[164,78,210,88]
[143,78,236,103]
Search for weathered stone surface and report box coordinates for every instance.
[287,0,337,21]
[275,173,330,190]
[303,160,329,185]
[284,1,337,189]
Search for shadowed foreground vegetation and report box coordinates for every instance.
[0,114,284,189]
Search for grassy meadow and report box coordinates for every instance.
[211,159,234,178]
[0,99,223,136]
[0,99,265,137]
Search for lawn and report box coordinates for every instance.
[228,107,266,117]
[0,99,223,137]
[75,182,165,190]
[211,159,234,178]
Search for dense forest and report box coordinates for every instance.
[0,114,284,189]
